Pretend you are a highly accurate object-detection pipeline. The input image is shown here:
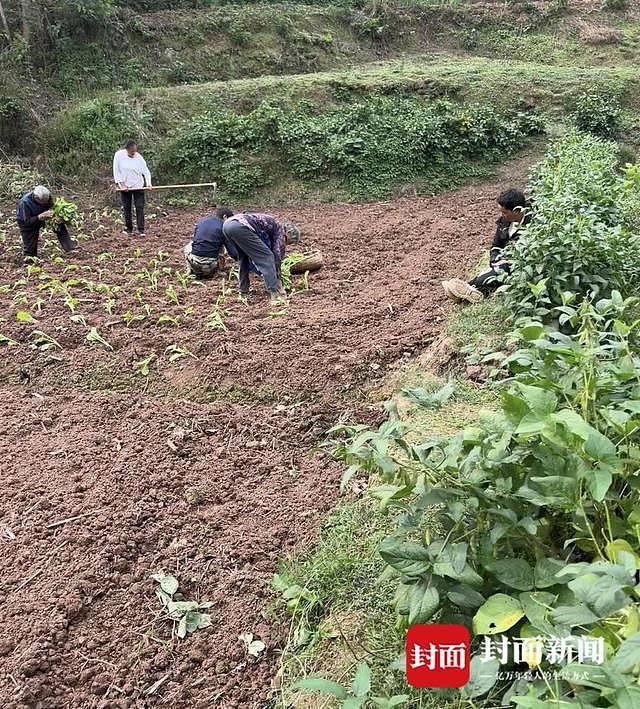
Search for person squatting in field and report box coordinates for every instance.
[184,206,235,277]
[184,207,301,300]
[442,188,532,303]
[15,185,77,261]
[113,139,152,237]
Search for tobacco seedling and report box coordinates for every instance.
[31,297,46,315]
[134,353,156,377]
[165,344,197,362]
[86,326,113,350]
[103,297,117,315]
[165,284,179,305]
[70,314,88,327]
[157,315,181,327]
[64,294,79,314]
[16,310,37,324]
[151,572,213,639]
[175,270,195,291]
[122,311,146,327]
[238,633,266,658]
[51,197,79,227]
[12,292,29,307]
[31,330,62,351]
[96,251,117,262]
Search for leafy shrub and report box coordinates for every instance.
[0,164,43,200]
[569,92,622,138]
[43,97,141,177]
[504,133,640,318]
[160,96,544,200]
[326,291,640,706]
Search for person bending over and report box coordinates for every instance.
[442,188,531,303]
[184,206,235,278]
[16,185,77,261]
[222,212,300,302]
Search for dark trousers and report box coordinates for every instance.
[222,220,279,294]
[20,223,74,258]
[120,190,145,233]
[469,264,511,297]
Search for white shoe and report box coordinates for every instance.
[446,278,484,303]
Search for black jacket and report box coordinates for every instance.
[16,192,53,237]
[489,208,532,266]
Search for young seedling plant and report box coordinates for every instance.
[134,353,156,377]
[86,326,113,351]
[165,344,197,363]
[292,662,407,708]
[151,572,213,640]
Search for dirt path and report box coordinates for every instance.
[0,174,525,708]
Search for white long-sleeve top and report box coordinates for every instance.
[113,149,152,189]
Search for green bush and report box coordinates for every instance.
[569,92,623,139]
[159,96,544,200]
[327,290,640,706]
[42,97,141,176]
[0,164,43,200]
[504,133,640,318]
[602,0,629,10]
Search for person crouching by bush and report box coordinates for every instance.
[184,206,235,278]
[222,212,301,303]
[16,185,77,261]
[442,188,531,303]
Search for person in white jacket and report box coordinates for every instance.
[113,139,152,236]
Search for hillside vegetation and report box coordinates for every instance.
[1,0,640,203]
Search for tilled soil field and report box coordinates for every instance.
[0,181,512,708]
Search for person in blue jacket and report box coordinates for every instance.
[183,206,236,278]
[16,185,76,260]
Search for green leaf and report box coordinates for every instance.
[371,696,408,708]
[589,467,613,502]
[615,686,640,709]
[612,633,640,672]
[515,382,557,417]
[351,662,371,698]
[447,584,485,609]
[486,559,534,591]
[534,558,564,588]
[519,591,558,635]
[177,614,188,639]
[462,656,499,698]
[473,594,524,635]
[16,310,37,323]
[379,540,431,577]
[341,699,364,709]
[583,430,616,461]
[606,540,640,569]
[551,604,599,626]
[519,323,545,341]
[159,575,179,596]
[248,639,266,657]
[292,677,348,699]
[408,583,439,625]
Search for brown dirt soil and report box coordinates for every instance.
[0,169,528,708]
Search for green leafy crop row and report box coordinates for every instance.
[296,135,640,705]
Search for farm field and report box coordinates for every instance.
[0,173,519,706]
[2,0,640,707]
